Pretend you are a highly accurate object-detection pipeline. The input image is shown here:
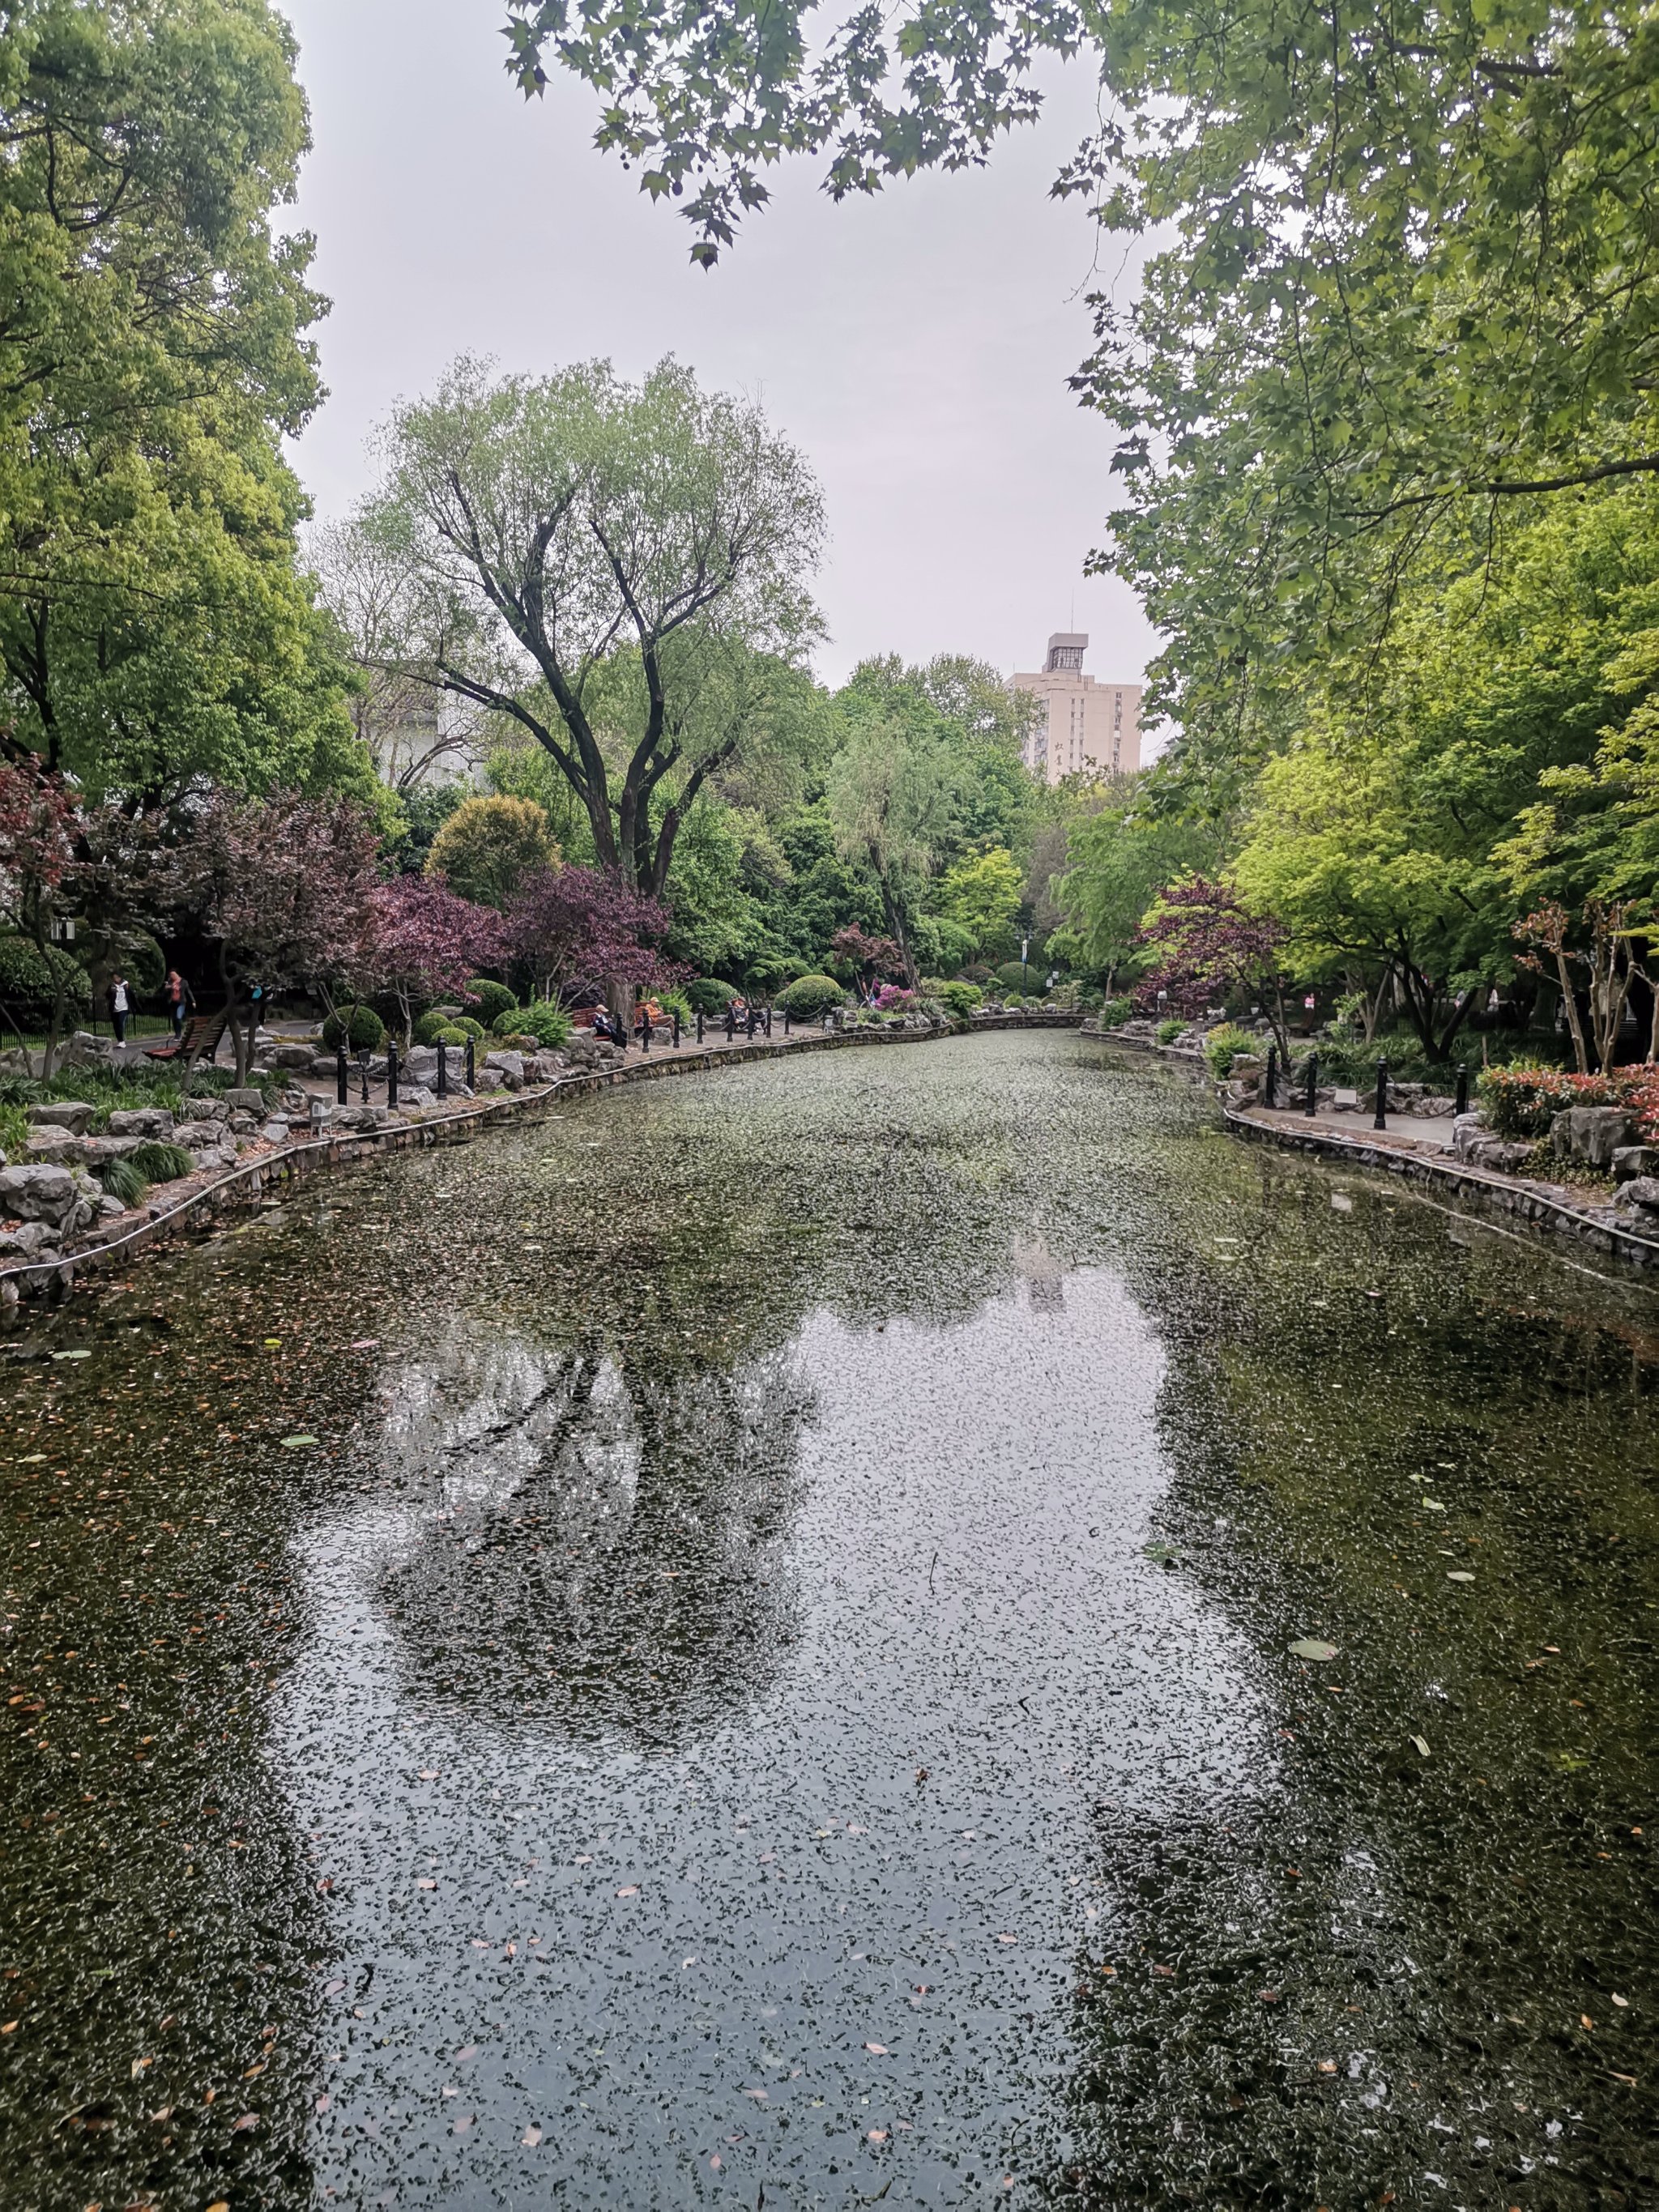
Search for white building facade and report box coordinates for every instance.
[1012,633,1142,786]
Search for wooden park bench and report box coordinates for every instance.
[143,1006,231,1071]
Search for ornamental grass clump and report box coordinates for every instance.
[98,1156,148,1209]
[495,1001,573,1049]
[126,1140,194,1185]
[1202,1022,1260,1077]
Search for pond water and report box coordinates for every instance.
[1,1030,1655,2210]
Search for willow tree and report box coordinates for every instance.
[825,714,966,990]
[349,356,825,900]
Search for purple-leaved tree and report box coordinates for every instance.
[171,790,383,1083]
[1133,877,1291,1056]
[505,866,679,1008]
[365,875,505,1048]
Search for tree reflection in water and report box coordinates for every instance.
[369,1318,815,1746]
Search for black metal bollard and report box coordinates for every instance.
[1264,1042,1277,1110]
[697,1010,704,1045]
[784,1008,791,1035]
[386,1039,399,1109]
[641,1013,651,1052]
[336,1043,348,1106]
[673,1010,681,1049]
[1304,1051,1318,1118]
[1373,1057,1388,1131]
[1454,1063,1469,1117]
[356,1046,371,1105]
[465,1037,475,1090]
[436,1042,448,1099]
[725,1008,736,1042]
[747,1008,758,1038]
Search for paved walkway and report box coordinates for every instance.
[1250,1103,1457,1155]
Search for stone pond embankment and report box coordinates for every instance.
[1087,1019,1659,1272]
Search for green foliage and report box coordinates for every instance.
[431,1024,471,1047]
[1058,783,1218,981]
[412,1010,454,1046]
[0,937,92,1031]
[0,0,365,800]
[776,974,845,1020]
[383,783,467,876]
[463,978,518,1027]
[992,961,1034,995]
[412,1008,486,1046]
[127,1140,194,1186]
[1099,995,1132,1028]
[1202,1023,1260,1078]
[494,1000,572,1048]
[934,846,1023,961]
[0,1101,28,1160]
[684,977,739,1014]
[99,1157,149,1210]
[935,979,983,1020]
[1155,1017,1187,1045]
[322,1004,386,1053]
[426,795,559,908]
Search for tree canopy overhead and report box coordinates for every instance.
[501,0,1659,739]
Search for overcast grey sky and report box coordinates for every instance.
[277,0,1160,695]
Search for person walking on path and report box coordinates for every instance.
[108,971,130,1043]
[164,968,193,1038]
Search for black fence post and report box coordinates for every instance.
[1373,1057,1388,1131]
[1264,1042,1277,1110]
[765,1005,773,1038]
[673,1010,681,1049]
[356,1047,370,1104]
[336,1044,348,1106]
[465,1037,475,1090]
[641,1012,651,1052]
[437,1042,448,1099]
[1454,1063,1469,1117]
[697,1009,705,1045]
[725,1007,736,1042]
[1304,1051,1318,1118]
[386,1039,399,1109]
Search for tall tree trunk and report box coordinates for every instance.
[879,876,918,990]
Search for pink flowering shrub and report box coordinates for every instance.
[873,983,916,1012]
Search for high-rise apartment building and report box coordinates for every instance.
[1011,633,1141,786]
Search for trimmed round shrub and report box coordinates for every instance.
[412,1009,452,1047]
[496,1000,572,1048]
[463,978,518,1027]
[0,936,92,1030]
[684,977,739,1016]
[1155,1016,1187,1044]
[936,980,983,1021]
[99,1156,149,1209]
[127,1140,194,1185]
[993,960,1035,995]
[777,974,845,1021]
[430,1024,471,1047]
[322,1004,386,1053]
